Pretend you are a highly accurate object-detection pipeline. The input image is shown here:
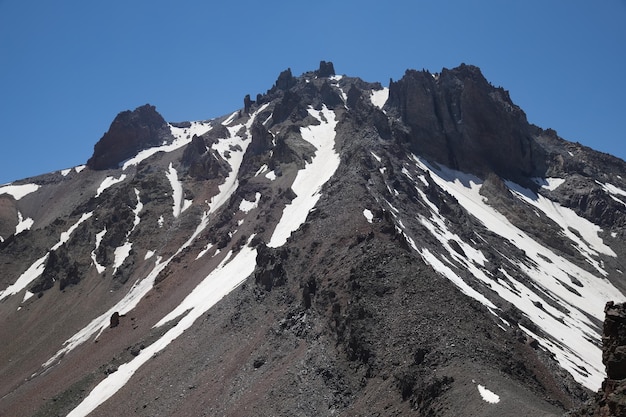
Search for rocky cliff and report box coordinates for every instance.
[86,104,174,170]
[569,302,626,417]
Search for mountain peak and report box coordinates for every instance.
[2,63,626,417]
[86,104,173,170]
[387,64,541,187]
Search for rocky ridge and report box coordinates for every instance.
[0,61,625,416]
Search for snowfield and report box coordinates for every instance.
[269,105,340,247]
[403,155,625,390]
[0,183,40,200]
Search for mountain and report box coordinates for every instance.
[1,61,625,416]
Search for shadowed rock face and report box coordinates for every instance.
[568,302,626,417]
[87,104,174,170]
[386,64,547,187]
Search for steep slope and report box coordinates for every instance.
[1,62,625,416]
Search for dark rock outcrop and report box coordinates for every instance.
[569,302,626,417]
[386,64,547,187]
[315,60,335,78]
[274,68,297,91]
[254,244,288,291]
[181,135,230,180]
[87,104,174,170]
[244,94,254,114]
[110,312,120,328]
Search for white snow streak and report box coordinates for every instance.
[0,212,93,301]
[411,155,625,390]
[165,163,189,218]
[67,242,258,417]
[0,256,48,301]
[269,106,339,247]
[597,181,626,207]
[0,183,39,200]
[51,212,94,251]
[420,248,496,309]
[506,180,616,272]
[95,175,126,198]
[91,228,107,274]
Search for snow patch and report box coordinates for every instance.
[144,250,155,260]
[22,290,35,303]
[0,256,48,302]
[61,168,72,176]
[363,209,374,223]
[420,248,496,310]
[52,212,94,251]
[533,177,565,191]
[597,182,626,206]
[15,211,34,235]
[239,192,261,213]
[268,106,339,247]
[113,242,132,273]
[75,165,86,173]
[95,174,126,198]
[370,88,389,110]
[477,384,500,404]
[0,183,40,200]
[121,122,210,170]
[132,188,143,228]
[265,170,277,181]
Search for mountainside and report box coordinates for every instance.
[1,61,625,416]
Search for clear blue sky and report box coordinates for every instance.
[1,1,624,184]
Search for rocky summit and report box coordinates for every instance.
[1,61,626,417]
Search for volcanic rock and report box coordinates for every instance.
[87,104,174,170]
[386,64,547,186]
